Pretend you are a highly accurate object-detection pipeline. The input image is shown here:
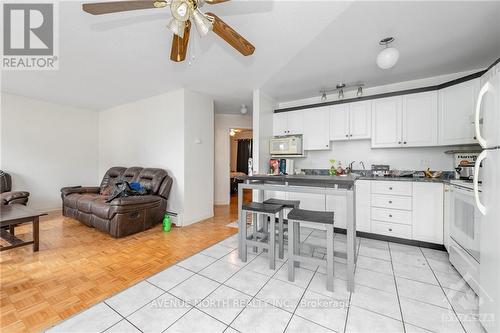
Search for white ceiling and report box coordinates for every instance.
[1,1,499,114]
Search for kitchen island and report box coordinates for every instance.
[236,174,357,292]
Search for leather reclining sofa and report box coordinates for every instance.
[0,171,30,206]
[61,167,173,238]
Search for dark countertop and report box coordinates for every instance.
[236,173,451,188]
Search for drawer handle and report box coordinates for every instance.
[388,228,393,232]
[389,187,393,190]
[389,214,393,218]
[389,201,393,204]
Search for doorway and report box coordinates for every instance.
[229,128,253,210]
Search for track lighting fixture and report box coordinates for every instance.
[357,86,363,97]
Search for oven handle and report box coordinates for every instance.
[475,82,491,148]
[474,150,487,215]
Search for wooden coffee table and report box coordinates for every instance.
[0,205,46,252]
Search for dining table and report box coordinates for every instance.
[236,174,358,292]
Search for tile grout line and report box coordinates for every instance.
[419,247,468,333]
[101,302,145,333]
[388,242,407,333]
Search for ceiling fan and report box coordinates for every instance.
[82,0,255,62]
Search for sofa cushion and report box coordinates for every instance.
[91,197,113,219]
[64,193,81,209]
[76,194,101,213]
[136,168,168,195]
[99,167,126,193]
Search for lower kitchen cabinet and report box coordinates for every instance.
[412,182,444,244]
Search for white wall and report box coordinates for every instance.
[214,114,252,205]
[99,90,185,222]
[253,89,276,173]
[183,90,214,224]
[0,93,99,210]
[99,89,214,226]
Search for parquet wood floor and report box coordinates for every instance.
[0,191,251,332]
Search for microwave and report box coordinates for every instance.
[270,135,303,155]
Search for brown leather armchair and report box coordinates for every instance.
[61,167,173,238]
[0,171,30,205]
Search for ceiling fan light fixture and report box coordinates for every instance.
[171,0,190,21]
[192,9,213,37]
[167,18,185,38]
[240,104,248,114]
[377,37,399,69]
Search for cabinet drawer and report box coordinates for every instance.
[371,220,412,239]
[371,181,412,196]
[371,194,412,210]
[371,207,412,225]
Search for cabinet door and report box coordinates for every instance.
[438,79,480,145]
[273,112,288,136]
[287,110,304,135]
[349,101,372,140]
[355,180,371,232]
[412,182,444,244]
[303,107,330,150]
[371,97,403,148]
[329,104,349,141]
[402,91,438,147]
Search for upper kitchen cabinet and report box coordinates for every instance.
[402,91,438,147]
[372,92,439,148]
[371,96,403,148]
[272,110,304,136]
[303,106,330,150]
[438,78,480,145]
[330,101,371,141]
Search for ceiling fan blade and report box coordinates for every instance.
[206,13,255,56]
[82,1,164,15]
[205,0,230,4]
[170,20,191,62]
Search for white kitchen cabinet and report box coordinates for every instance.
[438,78,480,145]
[349,101,372,139]
[402,91,438,147]
[273,112,288,136]
[412,182,444,244]
[329,104,350,141]
[330,101,371,141]
[303,107,330,150]
[371,96,403,148]
[272,111,304,136]
[354,180,371,232]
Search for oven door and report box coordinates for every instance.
[450,185,481,263]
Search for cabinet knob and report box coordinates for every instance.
[389,214,393,218]
[404,141,407,144]
[350,134,353,137]
[389,228,393,232]
[345,134,349,137]
[326,144,329,147]
[389,187,393,190]
[398,141,402,144]
[389,200,393,204]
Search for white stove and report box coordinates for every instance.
[449,179,482,191]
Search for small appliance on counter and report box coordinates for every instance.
[270,135,303,156]
[453,153,480,181]
[371,164,390,177]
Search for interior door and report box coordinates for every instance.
[349,101,371,140]
[402,91,438,147]
[371,96,402,148]
[329,104,349,141]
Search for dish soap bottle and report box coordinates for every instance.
[329,159,337,176]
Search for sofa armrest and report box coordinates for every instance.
[61,186,100,196]
[108,195,161,206]
[1,191,30,204]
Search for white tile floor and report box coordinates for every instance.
[46,228,485,333]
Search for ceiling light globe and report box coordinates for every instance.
[377,47,399,69]
[240,104,248,114]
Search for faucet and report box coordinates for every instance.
[347,161,356,174]
[360,161,366,170]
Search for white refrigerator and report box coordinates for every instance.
[475,60,500,333]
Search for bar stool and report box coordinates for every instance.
[263,198,300,259]
[287,208,335,291]
[240,202,284,269]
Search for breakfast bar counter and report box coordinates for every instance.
[236,174,357,292]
